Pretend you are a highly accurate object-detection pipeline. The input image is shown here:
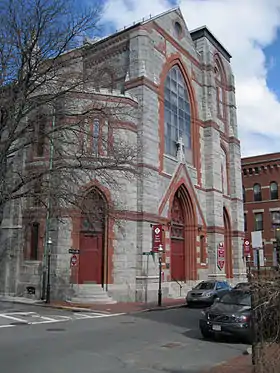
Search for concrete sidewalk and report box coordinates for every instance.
[0,295,186,314]
[45,297,186,313]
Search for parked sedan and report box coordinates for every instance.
[186,280,231,306]
[199,290,252,344]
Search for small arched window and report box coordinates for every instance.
[253,183,262,202]
[164,65,191,160]
[214,60,225,118]
[270,182,278,200]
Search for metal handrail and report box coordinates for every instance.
[171,276,183,297]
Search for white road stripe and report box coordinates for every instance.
[0,314,28,323]
[0,325,15,329]
[32,315,60,322]
[5,312,36,316]
[30,319,68,325]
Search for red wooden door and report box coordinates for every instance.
[79,233,103,284]
[170,194,185,281]
[171,239,185,280]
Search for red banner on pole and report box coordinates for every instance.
[217,242,225,271]
[243,240,250,256]
[152,225,163,252]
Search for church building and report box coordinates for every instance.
[4,8,245,303]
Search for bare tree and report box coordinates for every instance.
[0,0,140,231]
[0,0,142,297]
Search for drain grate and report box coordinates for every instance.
[161,342,182,349]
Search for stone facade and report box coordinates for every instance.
[2,8,246,302]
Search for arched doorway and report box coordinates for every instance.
[223,207,233,278]
[170,187,196,281]
[79,189,107,285]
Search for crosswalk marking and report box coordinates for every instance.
[0,313,29,323]
[0,311,123,329]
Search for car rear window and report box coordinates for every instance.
[195,282,215,290]
[220,291,251,306]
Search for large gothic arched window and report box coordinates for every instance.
[164,65,191,159]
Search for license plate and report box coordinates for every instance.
[212,324,221,331]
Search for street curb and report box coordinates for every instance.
[0,296,186,314]
[128,303,186,314]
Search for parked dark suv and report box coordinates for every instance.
[186,280,231,306]
[199,289,252,344]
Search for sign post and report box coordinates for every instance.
[217,242,225,271]
[243,240,251,278]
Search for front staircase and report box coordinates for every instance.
[70,284,116,304]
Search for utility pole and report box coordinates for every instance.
[41,108,55,300]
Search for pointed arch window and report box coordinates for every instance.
[164,65,191,159]
[270,182,278,200]
[253,183,262,202]
[214,60,225,119]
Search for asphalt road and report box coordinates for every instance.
[0,303,248,373]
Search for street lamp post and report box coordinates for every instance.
[45,237,52,304]
[158,244,164,307]
[41,108,55,300]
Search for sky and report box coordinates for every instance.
[88,0,280,157]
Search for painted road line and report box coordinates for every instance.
[4,312,36,316]
[0,313,28,323]
[30,319,68,325]
[0,325,15,329]
[31,315,62,322]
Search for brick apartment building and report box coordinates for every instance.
[242,153,280,267]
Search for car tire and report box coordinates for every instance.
[200,328,212,340]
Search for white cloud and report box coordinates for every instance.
[102,0,280,156]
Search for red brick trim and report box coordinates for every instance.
[152,22,201,68]
[223,206,233,278]
[159,164,207,228]
[124,76,159,93]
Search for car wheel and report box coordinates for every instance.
[200,328,212,340]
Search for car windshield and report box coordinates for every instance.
[220,291,251,306]
[235,283,249,289]
[195,282,215,290]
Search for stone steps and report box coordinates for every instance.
[71,284,116,304]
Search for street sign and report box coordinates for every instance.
[70,254,78,267]
[217,242,225,271]
[69,249,80,255]
[152,224,163,252]
[142,251,153,256]
[243,240,250,256]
